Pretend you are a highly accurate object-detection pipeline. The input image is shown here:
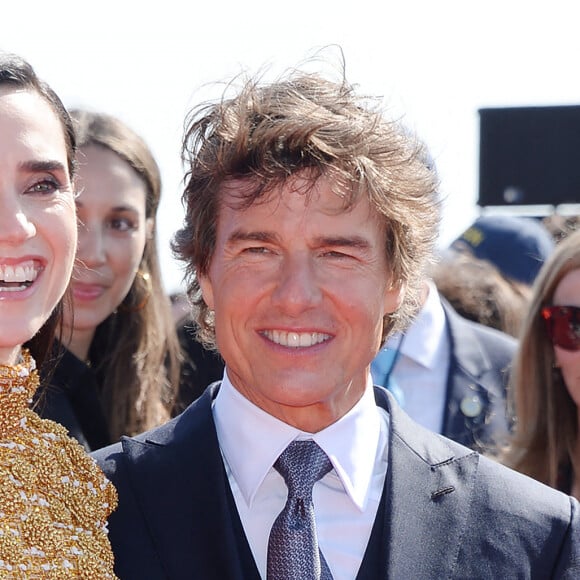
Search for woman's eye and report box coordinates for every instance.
[110,218,136,232]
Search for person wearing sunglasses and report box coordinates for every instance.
[501,228,580,499]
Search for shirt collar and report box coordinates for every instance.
[387,281,447,369]
[213,371,382,511]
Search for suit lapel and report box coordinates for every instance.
[121,385,259,580]
[374,387,479,579]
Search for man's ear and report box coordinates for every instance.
[198,272,215,309]
[384,280,405,314]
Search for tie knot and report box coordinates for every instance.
[274,441,332,498]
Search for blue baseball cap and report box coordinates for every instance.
[451,215,555,286]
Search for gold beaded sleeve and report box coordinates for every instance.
[0,351,118,579]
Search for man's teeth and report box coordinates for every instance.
[0,262,38,289]
[264,330,330,347]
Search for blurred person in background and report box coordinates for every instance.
[374,213,557,450]
[438,213,556,334]
[372,276,516,452]
[501,229,580,499]
[543,213,580,244]
[36,109,181,450]
[373,207,528,453]
[433,250,529,337]
[450,214,555,290]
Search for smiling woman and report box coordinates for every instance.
[0,92,75,366]
[0,52,117,578]
[34,109,182,450]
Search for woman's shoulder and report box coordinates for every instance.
[0,409,118,577]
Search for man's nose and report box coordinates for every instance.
[271,253,322,314]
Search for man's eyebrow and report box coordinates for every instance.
[315,235,373,249]
[19,159,68,174]
[226,232,374,249]
[227,230,278,244]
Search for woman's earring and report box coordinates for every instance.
[118,270,152,313]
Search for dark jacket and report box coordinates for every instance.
[94,385,580,580]
[35,346,111,451]
[373,298,516,451]
[439,298,516,450]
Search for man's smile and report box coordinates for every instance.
[261,330,332,348]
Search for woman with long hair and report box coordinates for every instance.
[502,229,580,498]
[37,110,181,450]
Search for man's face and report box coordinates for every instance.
[199,176,403,432]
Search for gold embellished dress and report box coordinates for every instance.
[0,350,118,579]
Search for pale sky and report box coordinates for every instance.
[4,0,580,292]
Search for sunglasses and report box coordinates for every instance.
[541,305,580,351]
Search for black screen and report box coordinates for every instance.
[478,105,580,206]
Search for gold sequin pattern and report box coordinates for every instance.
[0,350,118,579]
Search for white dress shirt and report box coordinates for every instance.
[382,281,450,433]
[212,372,389,580]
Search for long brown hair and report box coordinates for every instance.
[71,110,181,440]
[502,229,580,487]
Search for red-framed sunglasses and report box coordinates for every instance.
[541,305,580,351]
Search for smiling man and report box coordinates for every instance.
[95,68,580,579]
[200,175,402,434]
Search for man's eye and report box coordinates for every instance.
[324,250,349,258]
[26,179,59,194]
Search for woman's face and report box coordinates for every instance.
[0,87,77,364]
[552,268,580,406]
[65,144,150,349]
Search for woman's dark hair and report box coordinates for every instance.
[1,52,77,368]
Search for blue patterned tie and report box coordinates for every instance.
[267,440,334,580]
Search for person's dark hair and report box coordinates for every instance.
[173,68,441,350]
[0,52,76,175]
[1,52,77,368]
[70,109,181,439]
[433,251,531,337]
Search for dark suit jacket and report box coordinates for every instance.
[94,385,580,579]
[439,298,516,450]
[173,316,225,414]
